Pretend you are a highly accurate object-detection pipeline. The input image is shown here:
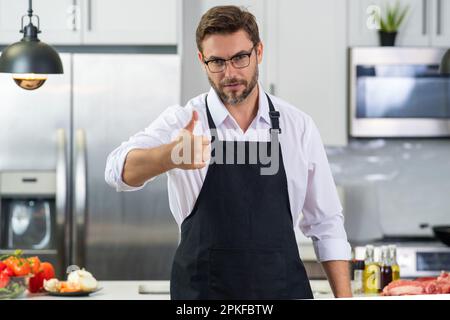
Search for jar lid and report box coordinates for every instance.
[354,246,366,260]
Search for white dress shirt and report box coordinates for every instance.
[105,83,352,262]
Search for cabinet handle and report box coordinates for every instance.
[422,0,427,35]
[56,129,69,271]
[73,129,87,268]
[74,0,80,32]
[87,0,92,31]
[66,0,78,31]
[437,0,442,35]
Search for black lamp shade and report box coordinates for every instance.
[0,40,63,74]
[440,49,450,75]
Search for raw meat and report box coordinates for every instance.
[381,271,450,296]
[381,280,425,296]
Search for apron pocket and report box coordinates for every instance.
[208,248,287,299]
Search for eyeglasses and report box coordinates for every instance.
[203,45,256,73]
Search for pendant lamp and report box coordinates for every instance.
[0,0,63,90]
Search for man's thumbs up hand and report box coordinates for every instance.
[184,110,198,132]
[170,109,211,169]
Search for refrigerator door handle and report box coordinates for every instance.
[73,129,87,268]
[56,129,69,271]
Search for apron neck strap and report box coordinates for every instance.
[205,95,217,130]
[205,93,281,134]
[266,94,281,134]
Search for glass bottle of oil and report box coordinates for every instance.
[379,246,392,292]
[363,245,380,294]
[352,247,365,295]
[388,244,400,281]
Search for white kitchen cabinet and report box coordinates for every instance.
[197,0,266,44]
[395,0,430,45]
[0,0,82,45]
[265,0,348,146]
[349,0,450,47]
[348,0,430,46]
[81,0,177,45]
[430,0,450,46]
[0,0,177,45]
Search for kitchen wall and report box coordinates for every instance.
[326,138,450,243]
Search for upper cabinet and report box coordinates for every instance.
[197,0,266,42]
[430,0,450,46]
[265,0,348,146]
[0,0,178,45]
[82,0,177,45]
[349,0,450,47]
[0,0,82,44]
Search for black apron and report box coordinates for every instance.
[170,94,313,300]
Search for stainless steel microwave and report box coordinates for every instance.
[350,47,450,137]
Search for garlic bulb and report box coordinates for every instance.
[44,278,61,293]
[67,269,98,291]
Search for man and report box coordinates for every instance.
[105,6,352,299]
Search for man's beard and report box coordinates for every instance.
[208,67,259,106]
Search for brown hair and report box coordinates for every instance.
[196,6,261,53]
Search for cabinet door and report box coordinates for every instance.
[0,0,26,44]
[81,0,177,45]
[348,0,383,46]
[396,0,430,46]
[0,0,82,45]
[430,0,450,46]
[348,0,430,47]
[198,0,266,45]
[266,0,347,146]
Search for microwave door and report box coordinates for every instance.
[350,47,450,138]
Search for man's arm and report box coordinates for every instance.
[321,260,352,298]
[122,142,177,187]
[122,110,210,187]
[299,117,353,298]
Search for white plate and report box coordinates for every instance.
[45,287,103,297]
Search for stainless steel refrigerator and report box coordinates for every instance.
[0,53,180,280]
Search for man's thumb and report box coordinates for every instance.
[184,110,198,132]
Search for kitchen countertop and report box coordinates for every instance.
[17,280,450,300]
[20,280,332,300]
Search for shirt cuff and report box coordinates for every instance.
[115,146,155,192]
[312,238,352,262]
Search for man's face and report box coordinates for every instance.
[199,30,263,106]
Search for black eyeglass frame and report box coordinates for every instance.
[203,45,257,73]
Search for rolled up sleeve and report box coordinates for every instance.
[105,143,152,192]
[298,118,352,262]
[105,104,188,192]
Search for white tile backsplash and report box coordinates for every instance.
[326,139,450,242]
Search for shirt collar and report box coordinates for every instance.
[206,82,272,128]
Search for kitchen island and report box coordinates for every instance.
[17,280,450,300]
[20,280,333,300]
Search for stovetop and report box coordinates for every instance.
[352,236,449,249]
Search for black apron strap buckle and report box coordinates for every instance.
[270,128,282,134]
[269,111,281,134]
[269,110,280,118]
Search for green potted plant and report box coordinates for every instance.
[376,1,410,46]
